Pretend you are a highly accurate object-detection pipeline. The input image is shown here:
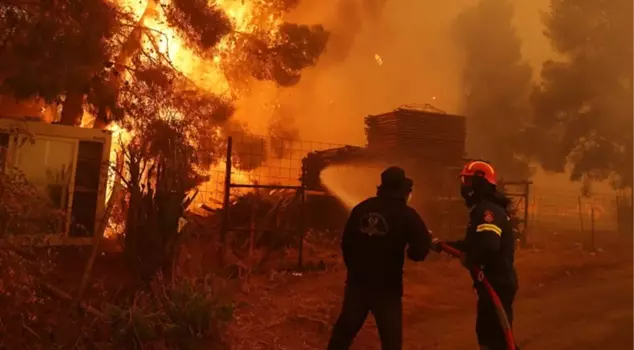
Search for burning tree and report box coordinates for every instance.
[453,0,533,179]
[0,0,125,125]
[112,63,229,280]
[529,0,633,189]
[0,0,328,128]
[0,0,330,282]
[0,0,329,180]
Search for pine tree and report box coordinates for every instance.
[453,0,533,179]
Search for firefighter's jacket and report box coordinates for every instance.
[341,195,431,296]
[448,198,518,291]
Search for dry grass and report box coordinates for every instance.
[0,229,629,349]
[0,247,236,349]
[226,233,632,350]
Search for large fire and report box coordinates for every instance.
[104,0,286,161]
[115,0,288,97]
[96,0,301,237]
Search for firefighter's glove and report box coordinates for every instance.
[430,237,443,253]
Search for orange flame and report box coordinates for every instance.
[97,0,294,237]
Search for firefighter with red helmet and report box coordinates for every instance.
[431,160,520,350]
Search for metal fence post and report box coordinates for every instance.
[298,164,306,270]
[220,136,233,264]
[521,182,530,247]
[578,196,585,234]
[591,206,596,251]
[615,195,621,235]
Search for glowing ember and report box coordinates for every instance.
[374,53,384,66]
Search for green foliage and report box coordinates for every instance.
[243,23,330,87]
[0,168,65,236]
[104,276,233,349]
[0,248,62,349]
[0,0,123,98]
[0,0,127,124]
[121,116,211,282]
[0,247,234,349]
[530,0,633,188]
[453,0,533,179]
[115,62,234,165]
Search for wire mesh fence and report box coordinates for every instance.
[195,135,351,209]
[189,134,629,266]
[529,187,620,231]
[527,186,627,248]
[196,135,359,268]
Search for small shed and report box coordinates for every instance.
[0,117,112,245]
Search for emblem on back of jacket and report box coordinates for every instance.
[360,213,389,237]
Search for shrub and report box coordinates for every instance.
[0,248,63,349]
[120,118,208,282]
[0,168,65,236]
[105,275,233,349]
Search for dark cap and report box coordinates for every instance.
[379,166,413,191]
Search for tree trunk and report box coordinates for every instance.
[124,187,141,266]
[89,0,157,129]
[627,186,634,235]
[59,90,84,126]
[116,0,157,68]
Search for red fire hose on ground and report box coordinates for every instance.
[437,242,516,350]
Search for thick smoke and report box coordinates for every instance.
[529,0,633,188]
[244,0,466,145]
[163,0,331,169]
[319,0,363,64]
[1,0,571,183]
[318,0,388,65]
[362,0,389,19]
[452,0,533,179]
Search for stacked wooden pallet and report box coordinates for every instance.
[364,107,466,165]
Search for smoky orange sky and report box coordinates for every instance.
[232,0,552,146]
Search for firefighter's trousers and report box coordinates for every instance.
[476,284,519,350]
[327,285,402,350]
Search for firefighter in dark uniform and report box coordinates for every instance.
[432,160,520,350]
[327,166,432,350]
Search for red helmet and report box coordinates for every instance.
[460,160,497,186]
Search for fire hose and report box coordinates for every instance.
[437,241,516,350]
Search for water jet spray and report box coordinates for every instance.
[319,164,384,209]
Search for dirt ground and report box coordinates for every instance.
[3,233,629,349]
[228,239,633,350]
[412,261,632,350]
